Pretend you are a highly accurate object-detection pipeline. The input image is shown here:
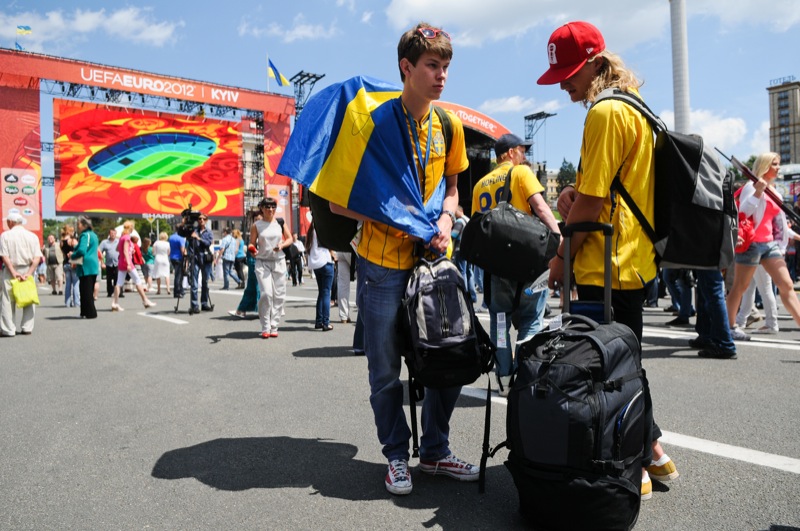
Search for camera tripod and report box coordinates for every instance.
[173,233,214,315]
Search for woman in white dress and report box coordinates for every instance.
[250,197,294,338]
[151,231,172,295]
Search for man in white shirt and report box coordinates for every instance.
[0,213,44,336]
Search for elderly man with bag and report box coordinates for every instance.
[0,213,43,337]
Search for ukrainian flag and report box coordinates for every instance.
[277,76,443,243]
[16,25,32,34]
[268,58,290,87]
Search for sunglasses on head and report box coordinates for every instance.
[417,27,450,41]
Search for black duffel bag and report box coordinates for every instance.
[460,168,559,283]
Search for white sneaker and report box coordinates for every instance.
[751,326,778,335]
[730,327,751,341]
[419,453,479,482]
[385,459,412,495]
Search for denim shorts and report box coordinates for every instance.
[735,240,782,266]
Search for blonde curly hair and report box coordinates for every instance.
[583,51,643,106]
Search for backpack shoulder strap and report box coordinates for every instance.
[610,172,658,244]
[499,167,514,203]
[433,105,452,156]
[593,88,667,134]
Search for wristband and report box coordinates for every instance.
[441,209,456,225]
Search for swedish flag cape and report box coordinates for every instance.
[277,76,443,243]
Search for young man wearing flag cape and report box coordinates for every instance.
[330,22,477,496]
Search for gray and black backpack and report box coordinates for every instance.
[595,88,737,270]
[401,256,495,457]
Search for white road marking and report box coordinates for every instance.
[660,431,800,475]
[643,326,800,350]
[138,312,187,324]
[211,289,314,302]
[460,384,511,407]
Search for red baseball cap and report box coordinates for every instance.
[537,21,605,85]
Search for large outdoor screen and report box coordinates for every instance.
[54,99,243,218]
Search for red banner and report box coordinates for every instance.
[0,49,295,116]
[437,101,511,140]
[0,79,42,243]
[265,183,293,235]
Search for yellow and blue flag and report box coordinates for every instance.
[15,42,23,50]
[268,58,289,87]
[277,76,444,243]
[16,25,32,35]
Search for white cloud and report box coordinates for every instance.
[479,95,562,115]
[336,0,356,12]
[104,8,180,46]
[361,11,373,24]
[749,120,771,157]
[237,19,264,38]
[383,0,798,47]
[384,0,671,49]
[0,7,182,49]
[265,14,339,43]
[660,108,747,153]
[689,0,800,32]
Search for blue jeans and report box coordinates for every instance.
[171,259,184,297]
[664,268,694,319]
[454,254,477,303]
[222,259,240,289]
[191,258,212,309]
[694,269,735,352]
[353,311,365,351]
[63,264,80,307]
[314,262,334,327]
[474,266,484,292]
[356,257,461,462]
[488,276,548,378]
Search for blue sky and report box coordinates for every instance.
[2,1,798,217]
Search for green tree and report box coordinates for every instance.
[557,158,576,191]
[728,154,757,187]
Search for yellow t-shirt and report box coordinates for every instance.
[471,161,544,215]
[574,89,656,290]
[357,106,469,270]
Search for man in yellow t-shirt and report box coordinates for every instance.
[537,20,678,501]
[471,134,560,396]
[330,22,476,497]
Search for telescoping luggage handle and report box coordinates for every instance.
[562,222,614,324]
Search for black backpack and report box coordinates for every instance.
[594,88,737,270]
[400,256,495,457]
[501,314,648,530]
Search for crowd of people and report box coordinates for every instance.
[2,19,798,511]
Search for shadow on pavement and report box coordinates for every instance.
[205,331,263,343]
[293,346,355,358]
[151,436,524,529]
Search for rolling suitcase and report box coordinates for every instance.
[502,222,649,530]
